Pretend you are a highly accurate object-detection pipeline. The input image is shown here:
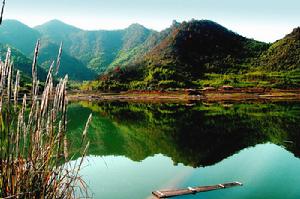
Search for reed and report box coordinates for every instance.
[0,41,91,198]
[0,0,5,25]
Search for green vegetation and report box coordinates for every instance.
[260,27,300,71]
[1,19,300,88]
[198,70,300,88]
[34,20,154,74]
[82,69,300,91]
[0,19,40,54]
[0,19,157,81]
[83,20,299,91]
[0,20,96,81]
[38,40,96,80]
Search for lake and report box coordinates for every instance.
[67,100,300,199]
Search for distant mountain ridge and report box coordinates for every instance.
[0,19,154,80]
[0,19,96,80]
[34,19,155,74]
[100,20,272,88]
[0,19,299,83]
[0,20,41,54]
[143,20,268,74]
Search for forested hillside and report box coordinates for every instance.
[92,20,275,90]
[35,20,154,74]
[260,27,300,71]
[1,19,299,87]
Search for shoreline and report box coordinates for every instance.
[68,88,300,102]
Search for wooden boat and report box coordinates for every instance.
[152,181,243,198]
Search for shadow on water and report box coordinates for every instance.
[67,100,300,168]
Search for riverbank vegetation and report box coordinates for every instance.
[80,69,300,91]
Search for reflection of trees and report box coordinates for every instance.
[67,101,300,168]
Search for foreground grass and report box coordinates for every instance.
[0,42,91,198]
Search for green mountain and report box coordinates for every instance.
[35,20,154,74]
[38,40,96,80]
[34,19,82,42]
[107,22,176,69]
[107,23,155,69]
[260,27,300,71]
[99,20,270,89]
[0,20,96,81]
[0,19,40,55]
[1,19,299,86]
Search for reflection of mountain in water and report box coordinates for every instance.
[67,101,300,168]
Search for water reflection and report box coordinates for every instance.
[77,144,300,199]
[67,101,300,167]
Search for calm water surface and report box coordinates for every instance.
[67,101,300,199]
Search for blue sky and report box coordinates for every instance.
[3,0,300,42]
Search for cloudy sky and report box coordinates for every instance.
[3,0,300,42]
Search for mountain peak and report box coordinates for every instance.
[286,27,300,39]
[121,23,152,50]
[0,19,41,54]
[179,19,232,33]
[129,23,142,26]
[127,23,146,29]
[35,19,82,33]
[44,19,67,25]
[1,19,32,29]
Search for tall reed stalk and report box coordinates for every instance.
[0,0,5,25]
[0,41,91,198]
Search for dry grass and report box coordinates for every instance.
[0,41,91,198]
[0,0,5,25]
